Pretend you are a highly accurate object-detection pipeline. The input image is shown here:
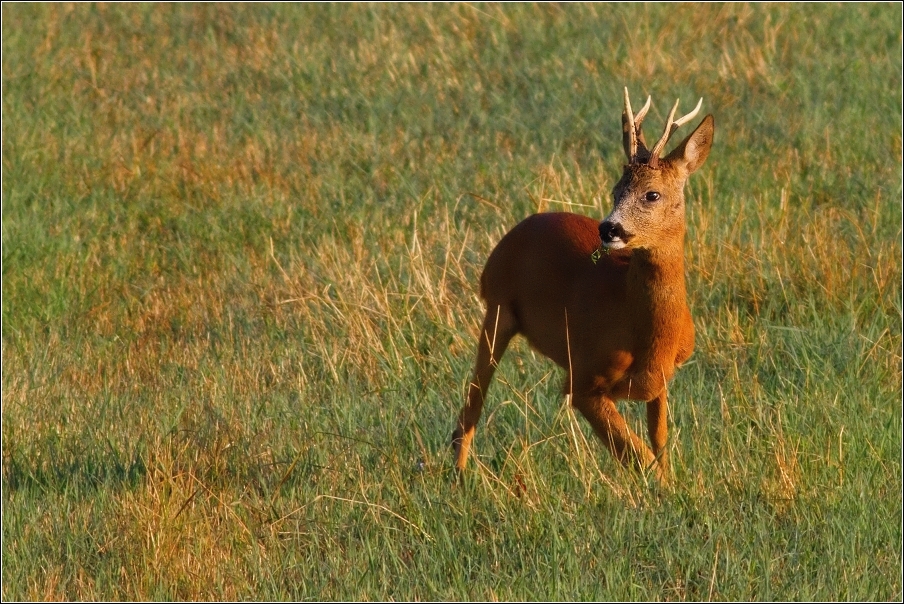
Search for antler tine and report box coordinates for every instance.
[649,97,704,167]
[649,99,680,164]
[634,95,652,126]
[624,90,653,163]
[632,95,653,162]
[623,87,637,161]
[673,97,703,129]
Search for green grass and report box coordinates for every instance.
[2,3,901,600]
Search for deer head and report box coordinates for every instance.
[599,89,714,252]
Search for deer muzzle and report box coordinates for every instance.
[598,220,632,250]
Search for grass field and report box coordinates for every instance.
[2,3,901,600]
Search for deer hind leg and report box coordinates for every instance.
[571,391,659,481]
[452,304,518,470]
[646,392,671,485]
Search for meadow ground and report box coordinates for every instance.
[2,3,901,600]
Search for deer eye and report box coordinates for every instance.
[644,191,661,202]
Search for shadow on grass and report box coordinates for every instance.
[2,450,148,496]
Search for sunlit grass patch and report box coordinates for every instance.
[3,3,901,600]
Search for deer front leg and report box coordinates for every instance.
[646,392,671,485]
[571,391,659,481]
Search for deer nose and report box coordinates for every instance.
[599,220,629,244]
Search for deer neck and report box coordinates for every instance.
[626,241,688,337]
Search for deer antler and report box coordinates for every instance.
[623,88,652,164]
[648,97,703,168]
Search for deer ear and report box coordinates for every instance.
[665,114,714,174]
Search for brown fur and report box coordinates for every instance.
[452,112,714,485]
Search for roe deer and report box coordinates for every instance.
[452,89,714,485]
